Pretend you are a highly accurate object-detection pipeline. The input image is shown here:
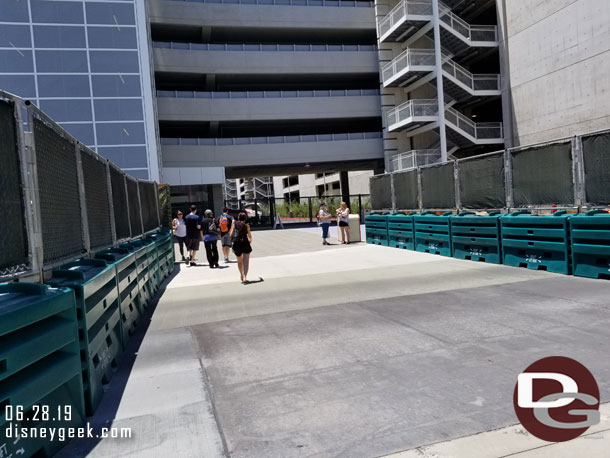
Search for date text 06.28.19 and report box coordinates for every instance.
[4,405,72,422]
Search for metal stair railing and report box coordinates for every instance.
[386,99,440,128]
[445,106,503,140]
[378,0,433,38]
[438,2,497,42]
[381,49,436,83]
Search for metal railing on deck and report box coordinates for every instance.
[378,0,433,38]
[381,49,435,82]
[157,89,380,99]
[391,149,441,172]
[438,2,497,42]
[153,41,377,51]
[168,0,374,6]
[161,131,382,146]
[386,99,439,128]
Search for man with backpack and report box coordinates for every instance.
[201,209,220,269]
[218,207,234,263]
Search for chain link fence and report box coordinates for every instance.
[371,129,610,212]
[0,91,161,282]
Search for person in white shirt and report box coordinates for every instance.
[172,210,187,261]
[318,203,332,245]
[337,201,350,244]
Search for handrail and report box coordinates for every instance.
[153,41,377,51]
[167,0,374,7]
[378,0,433,38]
[390,149,441,171]
[157,89,380,98]
[381,48,435,82]
[386,99,439,127]
[160,131,382,146]
[438,2,497,42]
[382,48,500,91]
[444,106,503,139]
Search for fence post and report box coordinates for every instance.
[417,168,424,212]
[504,148,514,210]
[123,174,133,238]
[22,104,44,279]
[453,160,461,211]
[75,144,91,255]
[105,161,117,246]
[390,173,396,211]
[358,194,363,221]
[308,197,313,223]
[571,135,586,208]
[254,198,259,225]
[136,181,144,235]
[154,182,161,228]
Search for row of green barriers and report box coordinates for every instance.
[365,210,610,279]
[1,229,174,457]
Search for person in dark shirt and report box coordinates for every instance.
[200,209,220,269]
[184,205,202,266]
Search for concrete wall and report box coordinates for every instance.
[149,0,374,30]
[153,48,379,75]
[162,137,384,168]
[273,170,374,197]
[157,95,381,122]
[502,0,610,146]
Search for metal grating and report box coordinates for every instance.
[139,181,159,233]
[126,176,143,236]
[110,166,131,240]
[33,116,85,265]
[81,147,113,249]
[0,100,29,276]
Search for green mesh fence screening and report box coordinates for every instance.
[81,147,113,249]
[126,176,143,236]
[139,181,159,233]
[511,142,573,206]
[393,169,419,209]
[33,116,85,265]
[459,152,506,209]
[110,165,131,240]
[369,174,392,210]
[0,100,29,275]
[420,163,455,209]
[582,132,610,205]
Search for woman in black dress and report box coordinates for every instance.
[229,212,253,284]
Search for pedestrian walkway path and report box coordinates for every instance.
[57,228,610,458]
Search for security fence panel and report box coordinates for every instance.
[110,165,131,240]
[459,152,506,209]
[139,180,160,233]
[126,176,144,236]
[33,113,85,265]
[420,162,455,209]
[81,146,113,249]
[369,174,392,210]
[511,142,573,206]
[394,169,419,209]
[0,99,29,277]
[581,132,610,205]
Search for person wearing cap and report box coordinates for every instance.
[201,209,220,269]
[318,202,332,245]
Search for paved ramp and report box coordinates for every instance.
[57,229,610,458]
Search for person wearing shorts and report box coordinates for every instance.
[184,205,201,266]
[218,207,234,263]
[229,212,253,284]
[338,201,350,244]
[172,210,187,261]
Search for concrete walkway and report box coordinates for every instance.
[57,228,610,458]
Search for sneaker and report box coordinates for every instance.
[181,256,186,262]
[190,262,196,266]
[224,257,229,263]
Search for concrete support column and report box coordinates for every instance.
[340,171,350,207]
[432,0,448,162]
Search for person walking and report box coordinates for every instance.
[184,205,201,266]
[229,212,253,284]
[172,210,187,261]
[319,202,332,245]
[201,209,220,269]
[218,207,234,263]
[338,201,350,244]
